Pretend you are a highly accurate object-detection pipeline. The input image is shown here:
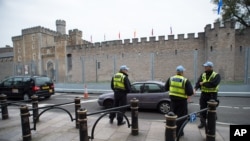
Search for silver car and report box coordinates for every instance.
[97,81,171,114]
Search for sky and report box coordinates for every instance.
[0,0,220,47]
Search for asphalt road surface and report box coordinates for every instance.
[10,92,250,125]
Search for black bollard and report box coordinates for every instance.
[130,98,139,135]
[78,108,89,141]
[206,99,218,141]
[20,105,31,141]
[31,95,39,123]
[0,94,9,120]
[165,112,177,141]
[75,97,81,128]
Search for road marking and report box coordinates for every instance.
[190,103,249,110]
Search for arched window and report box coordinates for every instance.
[210,46,213,52]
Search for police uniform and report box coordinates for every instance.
[109,65,131,125]
[165,65,193,136]
[194,61,221,128]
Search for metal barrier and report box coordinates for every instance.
[19,96,81,141]
[165,99,218,141]
[0,94,32,120]
[1,94,139,141]
[0,94,9,119]
[78,98,139,141]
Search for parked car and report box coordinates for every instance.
[0,75,54,100]
[97,81,171,114]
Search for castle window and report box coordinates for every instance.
[33,53,36,61]
[230,45,232,51]
[47,49,51,54]
[210,46,213,52]
[32,35,35,41]
[18,56,22,62]
[67,54,72,72]
[97,61,101,69]
[175,50,177,55]
[18,47,21,53]
[32,44,35,49]
[240,46,242,52]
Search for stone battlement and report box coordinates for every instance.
[69,29,82,36]
[22,26,58,36]
[205,20,235,31]
[67,32,205,50]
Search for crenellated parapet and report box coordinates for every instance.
[66,32,207,52]
[205,20,236,33]
[12,35,23,41]
[69,29,82,37]
[21,26,58,36]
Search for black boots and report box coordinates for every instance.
[198,122,205,128]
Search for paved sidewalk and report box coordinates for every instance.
[0,107,229,141]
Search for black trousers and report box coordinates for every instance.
[199,92,218,123]
[109,91,127,123]
[170,99,188,135]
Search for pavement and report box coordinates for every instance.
[0,106,229,141]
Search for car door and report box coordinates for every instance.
[12,77,24,98]
[139,83,165,109]
[0,77,13,97]
[127,83,143,104]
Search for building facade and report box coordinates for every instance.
[8,20,250,83]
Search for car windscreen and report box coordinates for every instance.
[35,77,52,85]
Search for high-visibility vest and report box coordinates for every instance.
[201,71,219,92]
[169,75,187,98]
[113,72,126,90]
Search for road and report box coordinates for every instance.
[20,92,250,126]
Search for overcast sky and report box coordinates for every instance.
[0,0,219,47]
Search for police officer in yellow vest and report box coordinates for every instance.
[109,65,131,126]
[165,65,194,137]
[194,61,221,129]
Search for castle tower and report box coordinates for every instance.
[56,20,66,34]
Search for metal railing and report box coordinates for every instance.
[77,98,139,141]
[165,99,218,141]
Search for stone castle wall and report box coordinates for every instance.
[7,20,250,83]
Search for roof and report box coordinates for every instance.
[0,52,14,58]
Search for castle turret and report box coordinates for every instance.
[56,20,66,34]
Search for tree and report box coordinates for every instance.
[212,0,250,28]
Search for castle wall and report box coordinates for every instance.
[8,20,250,83]
[204,22,236,81]
[0,57,14,80]
[68,33,207,83]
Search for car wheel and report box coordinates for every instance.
[158,101,170,114]
[45,96,51,99]
[23,94,30,101]
[103,99,113,109]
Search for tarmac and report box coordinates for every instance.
[0,106,229,141]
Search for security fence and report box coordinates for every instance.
[5,47,250,84]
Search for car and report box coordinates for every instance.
[0,75,54,100]
[97,81,171,114]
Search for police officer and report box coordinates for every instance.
[109,65,131,126]
[194,61,221,129]
[165,65,194,137]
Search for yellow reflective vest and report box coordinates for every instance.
[201,71,219,93]
[169,75,188,98]
[113,72,126,90]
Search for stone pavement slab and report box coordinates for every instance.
[0,107,228,141]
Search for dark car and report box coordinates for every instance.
[97,81,171,114]
[0,75,54,100]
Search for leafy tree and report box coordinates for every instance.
[212,0,250,28]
